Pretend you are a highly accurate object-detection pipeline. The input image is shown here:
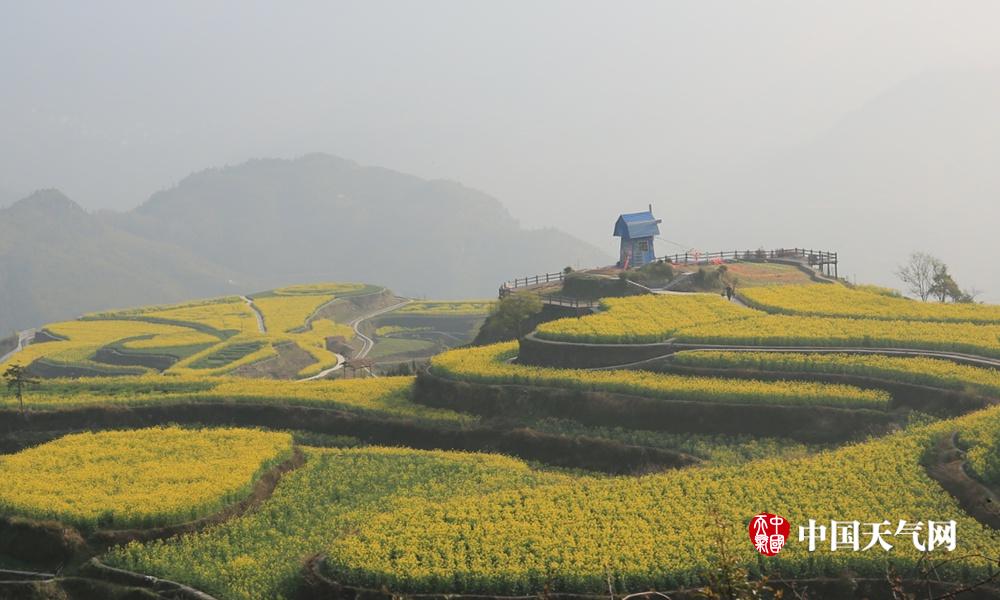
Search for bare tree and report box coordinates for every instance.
[895,252,941,301]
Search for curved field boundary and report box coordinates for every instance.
[0,568,53,581]
[301,554,1000,600]
[309,287,397,328]
[0,449,304,567]
[518,331,1000,370]
[0,403,692,475]
[641,362,996,417]
[80,314,234,340]
[26,357,147,378]
[82,558,219,599]
[351,299,413,360]
[415,370,894,444]
[93,346,182,371]
[296,293,409,380]
[924,432,1000,530]
[0,571,211,600]
[292,286,390,334]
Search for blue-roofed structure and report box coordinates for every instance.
[614,205,661,268]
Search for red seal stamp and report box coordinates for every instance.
[749,512,790,556]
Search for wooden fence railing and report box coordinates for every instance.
[501,271,567,291]
[497,248,839,300]
[499,271,567,299]
[656,248,838,277]
[537,296,599,309]
[498,272,598,308]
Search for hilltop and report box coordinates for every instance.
[118,154,609,296]
[0,156,610,333]
[0,190,237,335]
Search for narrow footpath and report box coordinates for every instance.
[297,298,412,381]
[241,296,267,333]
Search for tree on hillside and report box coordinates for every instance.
[492,293,543,339]
[3,363,38,418]
[897,252,980,303]
[929,263,963,303]
[895,252,940,301]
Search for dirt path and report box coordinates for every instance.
[924,432,1000,530]
[241,296,266,333]
[581,343,1000,372]
[297,352,347,382]
[351,299,412,360]
[295,298,411,381]
[0,329,36,365]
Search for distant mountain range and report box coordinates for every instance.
[0,154,611,333]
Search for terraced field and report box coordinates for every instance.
[0,427,293,529]
[672,351,1000,396]
[366,300,492,364]
[2,283,373,379]
[4,277,1000,599]
[533,291,1000,359]
[0,374,465,423]
[316,406,1000,595]
[431,342,891,409]
[740,282,1000,323]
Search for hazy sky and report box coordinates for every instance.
[3,1,1000,297]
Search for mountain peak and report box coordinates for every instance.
[6,189,86,216]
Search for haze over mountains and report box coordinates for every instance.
[663,69,1000,301]
[4,1,1000,332]
[6,67,1000,333]
[0,155,610,333]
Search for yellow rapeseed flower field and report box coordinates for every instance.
[678,313,1000,358]
[121,329,220,350]
[397,301,494,315]
[2,375,469,424]
[535,293,753,343]
[141,300,257,333]
[0,427,293,529]
[321,405,1000,594]
[108,447,573,600]
[294,318,355,377]
[272,282,367,296]
[252,294,336,333]
[673,351,1000,396]
[4,284,373,376]
[109,406,1000,598]
[86,296,244,321]
[535,293,1000,358]
[431,342,890,408]
[0,320,219,371]
[740,283,1000,324]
